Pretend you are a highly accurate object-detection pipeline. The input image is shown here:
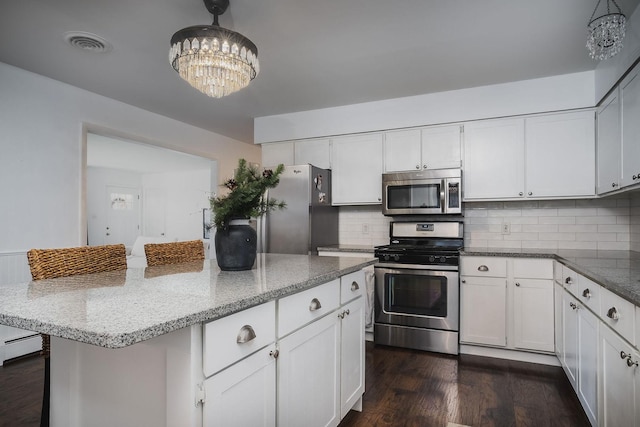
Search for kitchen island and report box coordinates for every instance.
[0,253,376,427]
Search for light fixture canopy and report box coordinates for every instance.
[587,0,626,61]
[169,0,259,98]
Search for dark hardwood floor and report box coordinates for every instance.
[339,342,590,427]
[0,344,590,427]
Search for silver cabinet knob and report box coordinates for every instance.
[607,306,620,320]
[627,358,639,367]
[351,281,360,292]
[621,350,631,359]
[569,302,578,310]
[612,182,618,188]
[515,282,521,287]
[338,312,345,319]
[461,279,466,283]
[309,298,322,311]
[236,325,256,344]
[477,265,489,272]
[415,165,420,169]
[519,192,524,196]
[269,349,280,359]
[582,288,592,299]
[528,191,533,196]
[565,277,573,285]
[633,175,638,180]
[423,164,428,169]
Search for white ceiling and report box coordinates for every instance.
[87,133,213,173]
[2,0,639,144]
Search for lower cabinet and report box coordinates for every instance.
[599,325,639,427]
[204,346,277,427]
[460,276,506,347]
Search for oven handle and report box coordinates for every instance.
[375,262,459,271]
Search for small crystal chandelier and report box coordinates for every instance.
[169,0,259,98]
[586,0,626,60]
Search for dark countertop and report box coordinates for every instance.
[317,245,375,253]
[461,248,640,307]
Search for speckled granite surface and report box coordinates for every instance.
[461,248,640,307]
[0,254,376,349]
[317,245,375,253]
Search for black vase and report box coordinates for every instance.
[214,219,257,271]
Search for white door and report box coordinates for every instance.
[562,291,578,389]
[577,304,598,426]
[383,129,421,172]
[143,187,166,237]
[105,185,140,246]
[512,278,555,352]
[420,125,462,170]
[340,297,365,419]
[621,63,640,188]
[459,276,507,347]
[331,133,383,205]
[597,89,622,194]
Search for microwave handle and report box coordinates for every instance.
[440,179,446,213]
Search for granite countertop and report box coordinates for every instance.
[461,248,640,307]
[317,245,375,253]
[0,254,376,349]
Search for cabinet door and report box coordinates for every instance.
[204,346,277,427]
[562,291,578,389]
[421,125,461,170]
[340,297,365,419]
[462,118,525,200]
[577,305,598,426]
[621,63,640,188]
[554,283,564,360]
[460,276,506,346]
[599,325,638,427]
[278,312,340,427]
[295,138,331,169]
[262,142,294,167]
[525,111,595,198]
[597,89,622,194]
[383,129,421,172]
[331,133,383,205]
[512,279,554,352]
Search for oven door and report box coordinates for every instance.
[374,264,459,331]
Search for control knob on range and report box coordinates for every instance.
[383,254,390,262]
[393,254,400,262]
[440,256,446,263]
[428,256,435,263]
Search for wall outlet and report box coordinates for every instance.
[501,222,511,235]
[362,224,370,235]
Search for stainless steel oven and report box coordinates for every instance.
[374,221,462,355]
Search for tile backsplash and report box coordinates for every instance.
[339,194,639,251]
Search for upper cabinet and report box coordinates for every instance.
[621,63,640,188]
[331,133,383,205]
[597,89,622,194]
[383,125,461,173]
[294,138,331,170]
[463,118,525,200]
[262,141,294,167]
[463,111,595,201]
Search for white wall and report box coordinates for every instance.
[254,71,595,143]
[0,62,259,254]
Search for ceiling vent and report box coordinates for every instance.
[63,31,112,53]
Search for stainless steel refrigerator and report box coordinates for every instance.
[256,164,339,255]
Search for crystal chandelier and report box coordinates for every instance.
[169,0,259,98]
[586,0,626,60]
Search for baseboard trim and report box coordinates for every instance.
[459,344,560,366]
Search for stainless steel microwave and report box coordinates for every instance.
[382,168,462,215]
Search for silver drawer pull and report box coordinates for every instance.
[582,288,592,299]
[309,298,322,311]
[565,276,573,285]
[236,325,257,344]
[607,307,620,321]
[351,281,360,292]
[477,265,489,272]
[621,350,631,359]
[627,358,639,368]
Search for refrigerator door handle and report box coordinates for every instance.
[258,190,268,253]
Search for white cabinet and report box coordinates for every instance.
[331,133,383,205]
[460,256,554,354]
[597,89,622,194]
[383,125,461,172]
[599,325,639,427]
[561,289,579,389]
[621,63,640,189]
[278,310,341,427]
[463,111,596,200]
[463,118,525,200]
[204,347,277,427]
[577,303,598,426]
[339,297,365,419]
[294,138,331,169]
[525,111,595,198]
[262,141,295,167]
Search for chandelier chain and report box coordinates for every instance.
[589,0,623,22]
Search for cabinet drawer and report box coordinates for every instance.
[577,276,601,314]
[460,256,507,277]
[341,269,365,303]
[513,258,553,279]
[203,301,276,377]
[600,287,636,344]
[561,265,578,292]
[278,279,340,338]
